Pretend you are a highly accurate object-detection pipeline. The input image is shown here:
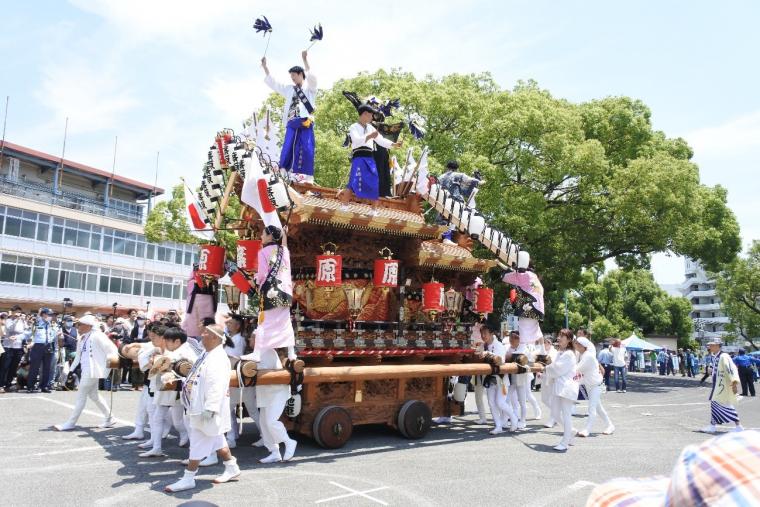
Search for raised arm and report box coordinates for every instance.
[262,57,290,96]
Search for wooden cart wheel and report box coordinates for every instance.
[312,406,353,449]
[397,400,432,439]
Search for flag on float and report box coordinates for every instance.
[415,149,430,196]
[184,183,215,240]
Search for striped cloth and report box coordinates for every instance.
[587,430,760,507]
[711,400,740,425]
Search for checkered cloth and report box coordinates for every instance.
[587,430,760,506]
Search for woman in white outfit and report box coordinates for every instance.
[481,322,518,434]
[539,336,559,428]
[574,337,614,437]
[545,329,579,451]
[470,322,488,424]
[224,315,257,449]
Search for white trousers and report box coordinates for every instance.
[527,389,542,418]
[134,388,150,430]
[584,383,611,433]
[150,404,187,451]
[508,382,528,424]
[473,377,487,421]
[486,383,516,430]
[66,377,110,424]
[259,400,290,452]
[228,387,259,442]
[552,396,575,446]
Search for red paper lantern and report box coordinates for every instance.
[474,287,494,314]
[215,137,228,167]
[197,245,225,277]
[230,269,253,295]
[236,239,261,272]
[422,281,445,312]
[509,288,517,304]
[257,179,276,213]
[315,254,342,287]
[373,259,399,288]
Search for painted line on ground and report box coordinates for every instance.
[315,481,390,505]
[33,396,134,427]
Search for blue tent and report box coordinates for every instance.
[622,334,663,351]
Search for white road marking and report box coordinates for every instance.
[315,481,390,505]
[32,440,139,457]
[625,402,705,408]
[0,396,41,400]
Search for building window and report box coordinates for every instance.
[0,254,33,284]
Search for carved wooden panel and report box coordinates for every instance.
[315,381,354,404]
[405,377,435,396]
[364,379,398,400]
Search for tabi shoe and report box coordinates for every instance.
[200,454,219,467]
[553,444,568,452]
[162,428,171,439]
[165,470,197,493]
[603,425,615,435]
[259,450,283,464]
[137,440,153,449]
[283,438,297,461]
[734,425,745,432]
[252,438,266,448]
[122,429,145,440]
[432,416,453,424]
[178,435,189,447]
[699,425,717,434]
[98,418,116,429]
[489,427,504,435]
[54,422,76,431]
[543,420,557,428]
[476,418,488,425]
[139,448,166,458]
[532,411,543,420]
[213,458,241,484]
[577,429,590,438]
[517,421,527,430]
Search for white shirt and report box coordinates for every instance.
[264,72,318,126]
[349,122,393,151]
[80,333,91,378]
[577,350,603,386]
[2,318,27,349]
[612,345,627,367]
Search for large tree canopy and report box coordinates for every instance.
[715,241,760,350]
[294,70,740,291]
[545,268,694,345]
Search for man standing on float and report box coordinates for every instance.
[262,51,317,183]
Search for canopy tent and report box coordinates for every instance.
[622,334,663,351]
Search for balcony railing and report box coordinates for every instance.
[0,176,144,224]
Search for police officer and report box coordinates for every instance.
[27,308,57,393]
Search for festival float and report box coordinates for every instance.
[112,111,545,448]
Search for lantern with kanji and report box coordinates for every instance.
[473,287,494,315]
[422,281,445,318]
[315,242,342,288]
[197,245,225,278]
[236,239,261,274]
[373,247,399,288]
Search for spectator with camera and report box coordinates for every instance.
[0,306,28,392]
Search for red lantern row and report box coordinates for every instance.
[236,239,261,273]
[197,245,225,277]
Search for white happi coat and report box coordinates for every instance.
[265,72,318,126]
[69,330,117,379]
[546,349,579,401]
[183,343,232,437]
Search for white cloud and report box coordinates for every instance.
[686,109,760,155]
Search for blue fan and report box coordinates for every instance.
[379,99,401,118]
[408,114,427,139]
[307,23,324,50]
[253,16,272,35]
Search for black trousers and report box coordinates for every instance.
[0,348,24,388]
[28,343,53,390]
[738,366,756,396]
[602,364,612,389]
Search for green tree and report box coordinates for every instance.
[715,241,760,350]
[250,70,739,292]
[144,184,199,245]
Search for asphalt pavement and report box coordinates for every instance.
[1,373,758,506]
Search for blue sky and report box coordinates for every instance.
[1,0,758,285]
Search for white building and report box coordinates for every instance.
[680,258,729,344]
[0,141,197,315]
